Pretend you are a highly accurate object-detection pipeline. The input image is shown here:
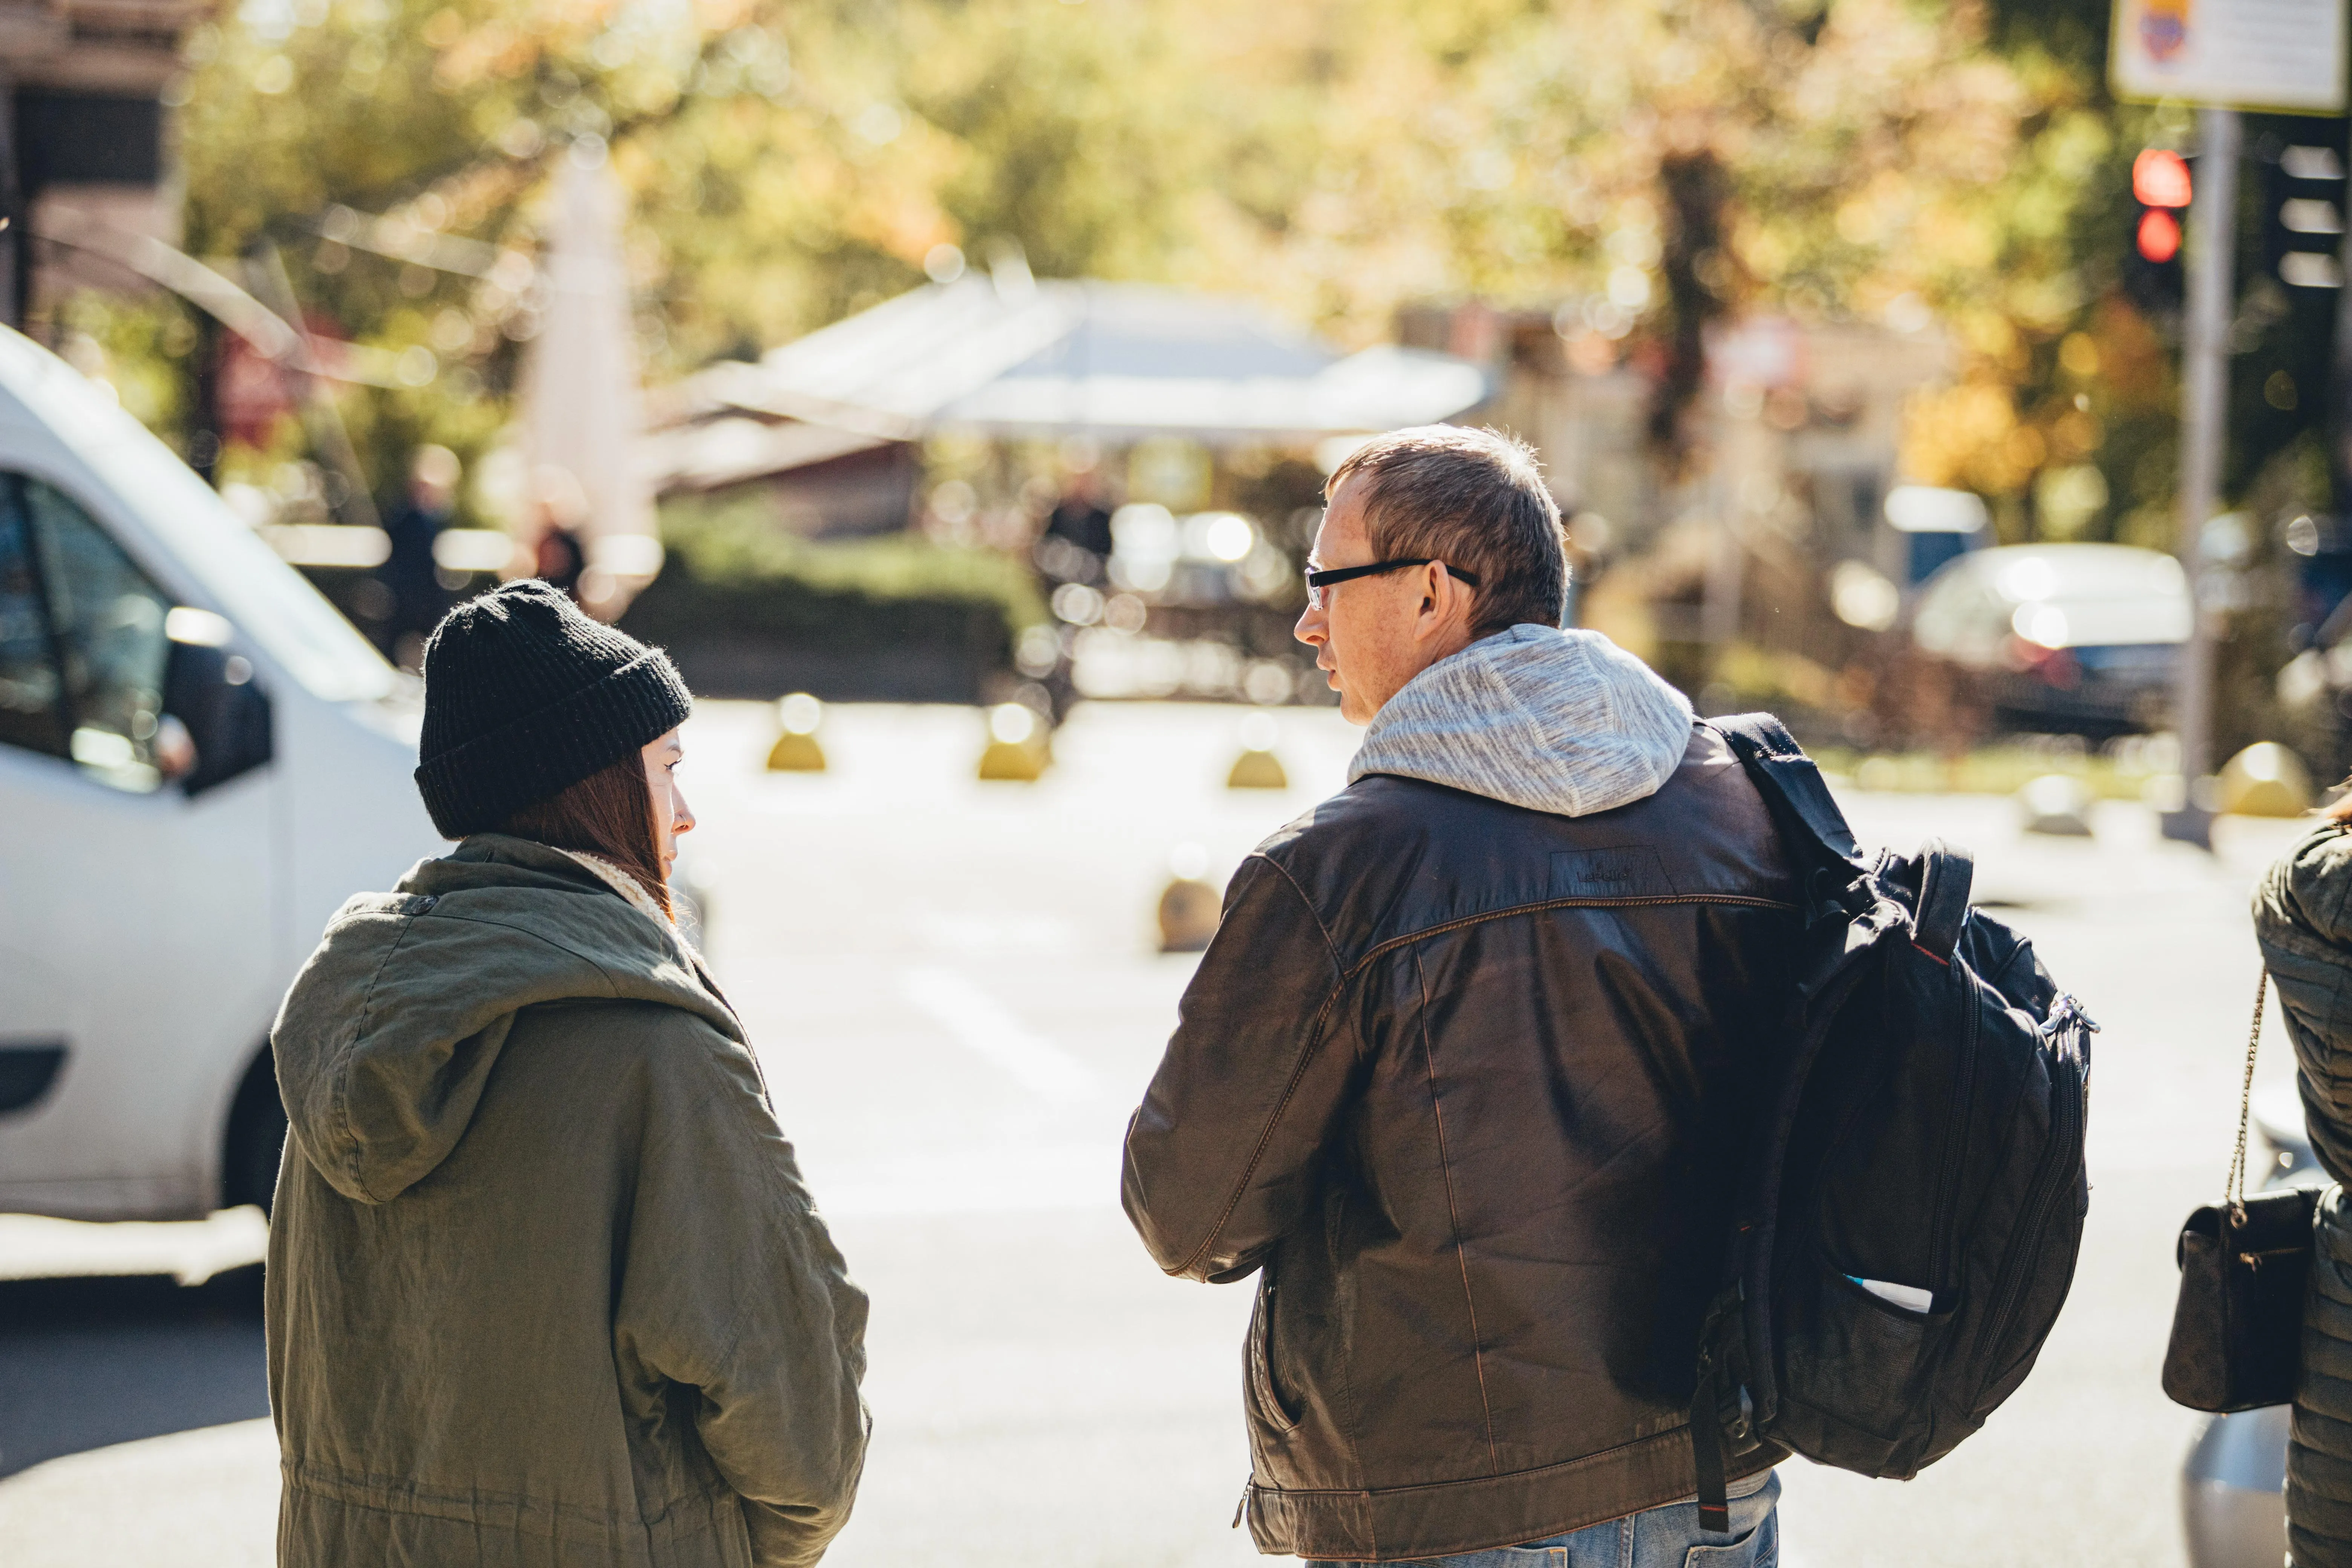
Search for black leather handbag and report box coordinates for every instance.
[2163,969,2321,1412]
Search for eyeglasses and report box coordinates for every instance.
[1302,558,1480,611]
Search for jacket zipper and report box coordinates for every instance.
[1969,1029,2085,1395]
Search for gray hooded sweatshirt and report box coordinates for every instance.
[1349,623,1696,815]
[266,835,867,1568]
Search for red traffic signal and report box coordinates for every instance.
[2133,149,2194,209]
[2126,147,2190,311]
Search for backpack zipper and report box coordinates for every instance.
[1968,1028,2086,1389]
[1929,965,1981,1292]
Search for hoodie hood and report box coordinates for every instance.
[1348,624,1696,817]
[271,834,739,1204]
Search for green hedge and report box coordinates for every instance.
[619,498,1047,668]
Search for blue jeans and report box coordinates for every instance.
[1308,1470,1778,1568]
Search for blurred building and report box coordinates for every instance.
[633,263,1494,709]
[644,264,1492,537]
[640,379,911,540]
[1401,301,1953,712]
[0,0,206,320]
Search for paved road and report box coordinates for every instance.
[0,699,2313,1566]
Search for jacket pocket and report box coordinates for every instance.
[1682,1471,1780,1567]
[1684,1529,1776,1568]
[1246,1273,1300,1436]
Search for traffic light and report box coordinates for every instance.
[2265,141,2346,290]
[2127,147,2191,313]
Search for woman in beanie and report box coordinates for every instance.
[264,580,868,1568]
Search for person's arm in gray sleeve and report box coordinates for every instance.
[1122,853,1352,1284]
[619,1022,870,1567]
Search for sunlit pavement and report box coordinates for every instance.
[0,698,2313,1567]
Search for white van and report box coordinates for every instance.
[0,327,437,1220]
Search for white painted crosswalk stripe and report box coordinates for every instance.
[898,965,1099,1104]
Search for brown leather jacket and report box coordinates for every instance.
[1122,724,1799,1560]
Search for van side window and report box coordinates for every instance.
[0,488,66,758]
[2,476,174,791]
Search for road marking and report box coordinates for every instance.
[898,965,1098,1104]
[0,1207,268,1286]
[816,1142,1124,1216]
[912,911,1078,956]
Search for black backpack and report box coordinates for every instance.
[1689,715,2096,1528]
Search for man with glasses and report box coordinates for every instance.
[1122,425,1797,1567]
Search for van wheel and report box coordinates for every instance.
[222,1047,288,1216]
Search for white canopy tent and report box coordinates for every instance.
[645,271,1494,493]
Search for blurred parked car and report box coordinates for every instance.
[0,326,436,1221]
[2182,1080,2327,1568]
[1910,544,2190,738]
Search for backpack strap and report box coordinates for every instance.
[1690,1291,1760,1533]
[1914,841,1975,962]
[1690,1366,1730,1534]
[1709,713,1868,877]
[1697,713,1870,1529]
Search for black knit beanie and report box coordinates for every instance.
[413,579,693,839]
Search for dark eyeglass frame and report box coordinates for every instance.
[1303,558,1480,611]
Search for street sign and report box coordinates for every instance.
[2111,0,2349,115]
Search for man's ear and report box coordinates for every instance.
[1414,565,1447,631]
[1419,567,1466,637]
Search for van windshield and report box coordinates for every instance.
[93,435,395,702]
[26,346,395,703]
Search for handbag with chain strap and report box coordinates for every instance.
[2162,968,2321,1412]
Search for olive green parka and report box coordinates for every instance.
[266,835,868,1568]
[2256,821,2352,1568]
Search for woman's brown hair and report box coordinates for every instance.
[501,751,671,918]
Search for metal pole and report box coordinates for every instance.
[0,75,23,330]
[244,240,381,531]
[2162,106,2240,849]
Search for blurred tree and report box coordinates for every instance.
[136,0,944,507]
[1963,0,2350,769]
[58,0,2312,563]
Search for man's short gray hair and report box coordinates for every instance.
[1326,425,1566,636]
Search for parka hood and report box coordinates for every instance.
[270,834,738,1204]
[1348,624,1695,818]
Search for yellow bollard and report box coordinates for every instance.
[766,692,827,772]
[1226,710,1289,790]
[977,702,1050,781]
[1157,844,1220,952]
[2017,774,2094,837]
[2218,742,2314,817]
